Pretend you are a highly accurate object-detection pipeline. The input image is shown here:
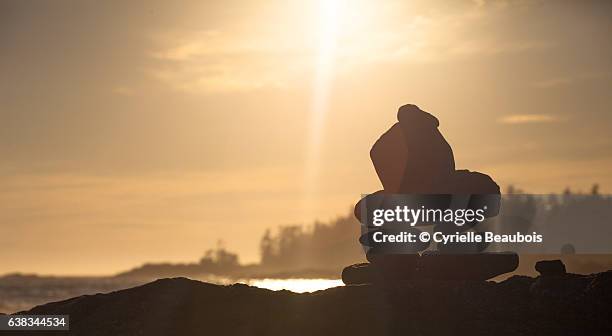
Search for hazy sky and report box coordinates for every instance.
[1,0,611,275]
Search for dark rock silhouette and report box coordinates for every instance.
[535,259,567,276]
[347,104,517,283]
[370,104,455,193]
[343,253,520,284]
[368,104,500,196]
[417,251,519,281]
[342,262,379,285]
[9,269,612,335]
[529,261,590,300]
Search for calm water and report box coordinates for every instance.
[248,278,344,293]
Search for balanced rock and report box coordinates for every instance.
[342,252,520,285]
[447,169,501,218]
[369,124,409,193]
[342,263,377,285]
[342,258,418,285]
[535,260,567,276]
[348,103,516,284]
[370,104,455,193]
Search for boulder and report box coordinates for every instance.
[535,260,567,276]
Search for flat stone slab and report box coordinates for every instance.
[342,252,519,285]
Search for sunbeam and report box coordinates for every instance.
[302,0,345,219]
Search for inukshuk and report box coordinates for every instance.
[343,104,518,285]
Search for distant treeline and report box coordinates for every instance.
[256,185,612,272]
[118,185,612,279]
[259,213,364,272]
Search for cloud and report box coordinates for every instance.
[145,1,557,94]
[147,28,305,93]
[532,72,612,89]
[498,114,563,124]
[149,30,222,61]
[449,40,552,56]
[147,62,290,94]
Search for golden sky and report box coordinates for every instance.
[1,0,611,275]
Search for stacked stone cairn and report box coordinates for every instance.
[342,104,519,285]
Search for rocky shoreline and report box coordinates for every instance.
[6,264,612,336]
